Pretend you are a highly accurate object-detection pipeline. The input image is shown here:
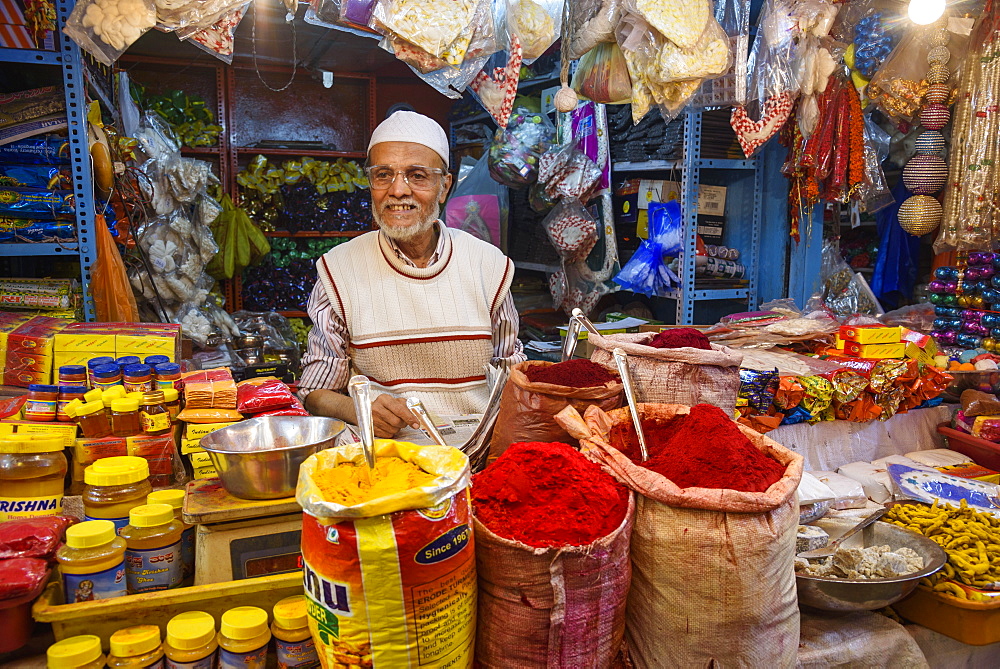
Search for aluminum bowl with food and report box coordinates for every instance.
[795,517,946,613]
[200,416,345,499]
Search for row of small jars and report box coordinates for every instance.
[58,356,179,392]
[46,598,318,668]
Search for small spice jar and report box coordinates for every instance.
[139,391,171,436]
[111,398,141,438]
[122,364,154,394]
[115,356,140,367]
[162,387,181,423]
[144,355,170,367]
[86,357,115,386]
[57,386,87,422]
[76,400,113,438]
[58,365,88,387]
[25,384,59,422]
[91,364,122,392]
[153,363,181,390]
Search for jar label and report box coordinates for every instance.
[140,411,171,433]
[125,540,182,592]
[63,559,127,602]
[165,653,215,669]
[125,380,154,393]
[0,494,62,521]
[24,398,57,417]
[219,645,267,669]
[276,637,319,669]
[85,514,130,535]
[181,526,196,581]
[93,380,121,391]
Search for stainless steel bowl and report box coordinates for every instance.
[796,518,946,613]
[200,416,345,499]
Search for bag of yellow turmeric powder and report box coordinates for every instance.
[296,439,476,669]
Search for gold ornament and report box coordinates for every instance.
[899,195,943,235]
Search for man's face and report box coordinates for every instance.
[368,142,452,243]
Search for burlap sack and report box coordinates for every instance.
[557,403,803,669]
[589,332,743,414]
[488,360,623,458]
[473,492,635,669]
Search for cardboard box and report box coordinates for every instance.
[180,438,204,455]
[835,334,845,350]
[839,325,902,345]
[54,331,116,353]
[637,181,727,238]
[7,316,67,355]
[937,463,1000,484]
[184,422,239,440]
[192,465,218,480]
[905,342,936,367]
[54,352,100,369]
[696,214,726,243]
[116,334,176,359]
[901,328,939,358]
[843,341,906,359]
[73,436,128,465]
[3,421,78,449]
[188,451,213,467]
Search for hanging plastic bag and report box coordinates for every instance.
[537,141,603,201]
[470,38,524,127]
[92,214,140,322]
[63,0,156,66]
[550,258,614,316]
[613,200,682,297]
[568,0,622,60]
[176,2,250,64]
[372,0,478,59]
[506,0,562,62]
[541,197,598,262]
[445,152,508,248]
[488,106,556,187]
[571,41,632,104]
[154,0,247,32]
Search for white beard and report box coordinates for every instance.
[373,192,442,243]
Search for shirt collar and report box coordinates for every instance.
[385,220,447,268]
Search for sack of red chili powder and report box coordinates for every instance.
[589,331,743,414]
[557,402,803,669]
[471,442,634,668]
[488,360,623,459]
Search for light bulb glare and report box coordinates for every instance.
[908,0,945,25]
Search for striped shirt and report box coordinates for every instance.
[298,226,525,400]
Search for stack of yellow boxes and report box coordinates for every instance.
[182,422,239,480]
[54,322,181,368]
[835,324,938,365]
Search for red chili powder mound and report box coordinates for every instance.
[472,441,629,548]
[523,359,618,388]
[647,328,712,350]
[609,404,785,493]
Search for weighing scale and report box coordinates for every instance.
[182,478,303,585]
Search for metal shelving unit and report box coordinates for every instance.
[611,109,763,325]
[0,0,98,320]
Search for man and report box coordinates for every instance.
[299,111,525,437]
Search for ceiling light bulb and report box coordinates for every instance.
[908,0,946,25]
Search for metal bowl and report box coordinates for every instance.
[942,370,1000,403]
[200,416,345,499]
[795,518,946,613]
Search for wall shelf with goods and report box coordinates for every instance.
[0,0,99,320]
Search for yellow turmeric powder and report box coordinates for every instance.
[313,457,436,505]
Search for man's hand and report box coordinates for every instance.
[371,394,419,438]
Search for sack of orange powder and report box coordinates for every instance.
[558,403,803,669]
[488,360,622,461]
[296,439,476,668]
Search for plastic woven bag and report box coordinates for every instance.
[613,200,682,297]
[93,214,139,322]
[445,152,507,248]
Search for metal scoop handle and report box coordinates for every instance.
[571,308,603,337]
[562,315,582,362]
[613,347,648,461]
[406,397,448,446]
[348,375,376,473]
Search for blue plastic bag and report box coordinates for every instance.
[613,200,683,297]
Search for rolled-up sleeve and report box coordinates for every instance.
[297,282,351,402]
[491,292,526,370]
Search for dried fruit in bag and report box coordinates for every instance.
[507,0,556,61]
[634,0,710,50]
[376,0,477,59]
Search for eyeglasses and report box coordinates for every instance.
[364,165,446,191]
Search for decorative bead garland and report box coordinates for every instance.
[900,27,952,236]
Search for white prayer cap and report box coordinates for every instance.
[368,111,450,168]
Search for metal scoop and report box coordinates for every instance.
[561,314,583,361]
[798,507,888,560]
[406,397,448,446]
[612,347,648,461]
[571,308,603,337]
[348,375,376,481]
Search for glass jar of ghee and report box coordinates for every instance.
[121,503,183,593]
[164,611,217,669]
[147,489,194,587]
[217,607,270,669]
[271,595,319,669]
[83,456,152,534]
[56,519,127,603]
[0,435,66,521]
[47,634,106,669]
[107,625,164,668]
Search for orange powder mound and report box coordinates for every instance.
[312,457,436,505]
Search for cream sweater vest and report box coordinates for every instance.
[316,225,514,415]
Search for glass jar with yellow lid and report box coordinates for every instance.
[147,489,194,586]
[0,435,67,521]
[217,606,270,669]
[47,634,106,669]
[271,595,319,669]
[120,503,183,593]
[83,456,152,534]
[56,519,127,603]
[107,625,164,668]
[163,611,217,669]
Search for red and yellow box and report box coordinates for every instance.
[905,342,936,367]
[843,341,906,359]
[839,324,902,345]
[937,462,1000,484]
[901,327,939,358]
